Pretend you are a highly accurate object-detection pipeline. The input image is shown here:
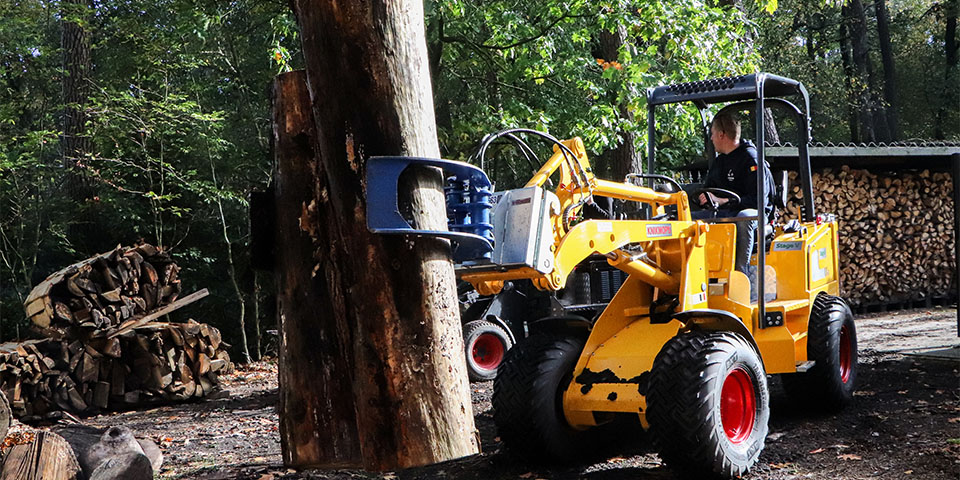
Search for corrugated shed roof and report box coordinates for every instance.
[768,140,960,148]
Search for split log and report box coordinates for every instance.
[0,431,82,480]
[0,390,10,441]
[0,322,231,418]
[88,453,152,480]
[51,425,161,479]
[22,243,186,333]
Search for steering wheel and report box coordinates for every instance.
[694,187,741,212]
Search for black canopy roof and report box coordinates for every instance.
[646,73,805,106]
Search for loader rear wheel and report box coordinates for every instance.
[647,331,769,479]
[492,334,597,461]
[782,292,858,411]
[463,320,513,382]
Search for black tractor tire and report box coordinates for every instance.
[782,292,858,412]
[647,330,770,479]
[492,334,598,462]
[464,320,513,382]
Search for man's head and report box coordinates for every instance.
[711,112,741,154]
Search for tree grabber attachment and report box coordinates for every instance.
[365,156,495,263]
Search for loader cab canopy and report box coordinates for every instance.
[647,73,807,107]
[646,73,818,321]
[645,72,816,223]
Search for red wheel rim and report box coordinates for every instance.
[472,333,505,370]
[839,325,852,383]
[721,367,756,444]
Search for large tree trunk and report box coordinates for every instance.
[839,13,860,142]
[272,71,362,468]
[599,26,641,181]
[284,0,479,470]
[846,0,878,142]
[61,0,92,200]
[874,0,900,140]
[936,2,958,139]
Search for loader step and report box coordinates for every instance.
[764,299,809,312]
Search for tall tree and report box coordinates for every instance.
[936,0,958,139]
[846,0,879,142]
[61,0,92,197]
[283,0,478,469]
[875,0,901,140]
[839,11,861,142]
[61,0,98,253]
[598,25,641,180]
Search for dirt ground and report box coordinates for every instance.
[10,306,959,479]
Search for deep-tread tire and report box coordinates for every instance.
[782,292,858,412]
[463,320,513,382]
[647,331,770,479]
[492,334,597,461]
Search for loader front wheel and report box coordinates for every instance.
[782,292,858,411]
[464,320,513,382]
[492,334,596,461]
[647,331,769,479]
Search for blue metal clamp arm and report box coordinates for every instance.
[365,156,495,263]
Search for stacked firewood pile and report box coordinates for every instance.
[783,167,956,307]
[2,244,232,420]
[23,244,181,335]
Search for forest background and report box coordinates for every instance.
[0,0,957,362]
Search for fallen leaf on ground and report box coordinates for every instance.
[256,475,274,480]
[769,462,793,469]
[838,454,862,461]
[519,473,534,479]
[948,417,960,423]
[809,448,825,454]
[904,470,913,475]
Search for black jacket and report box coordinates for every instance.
[704,140,774,215]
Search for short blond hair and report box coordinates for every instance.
[712,112,741,140]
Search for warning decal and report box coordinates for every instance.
[646,223,673,238]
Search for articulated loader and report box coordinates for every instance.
[366,73,857,478]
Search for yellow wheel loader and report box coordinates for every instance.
[366,73,857,478]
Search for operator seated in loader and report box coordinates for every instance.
[694,112,776,277]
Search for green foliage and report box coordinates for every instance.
[429,0,760,186]
[756,0,959,142]
[3,0,952,359]
[0,0,301,352]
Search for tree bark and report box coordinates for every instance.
[599,26,641,181]
[0,431,82,480]
[839,13,860,142]
[936,1,958,140]
[287,0,479,470]
[846,0,877,142]
[272,71,362,468]
[61,0,93,200]
[874,0,901,140]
